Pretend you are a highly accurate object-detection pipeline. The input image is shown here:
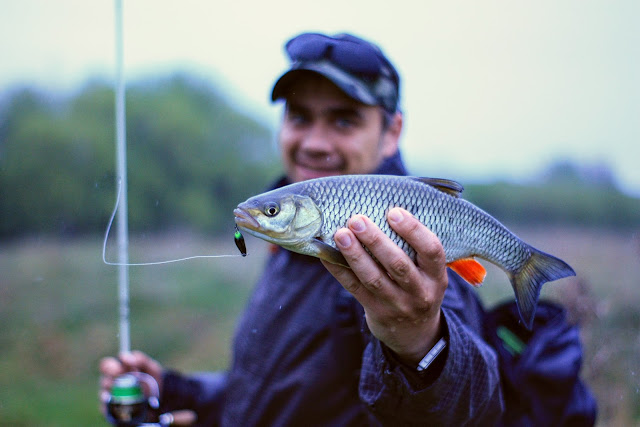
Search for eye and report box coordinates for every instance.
[335,117,354,129]
[264,202,280,217]
[286,108,309,126]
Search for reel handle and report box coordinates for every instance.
[158,410,197,426]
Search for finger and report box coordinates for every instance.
[321,257,397,327]
[346,214,423,294]
[100,389,111,405]
[119,351,159,375]
[320,257,375,307]
[333,224,397,298]
[99,357,123,409]
[120,350,164,392]
[100,356,126,377]
[99,388,111,417]
[100,373,116,391]
[320,256,362,295]
[387,208,447,283]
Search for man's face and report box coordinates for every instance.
[278,76,400,183]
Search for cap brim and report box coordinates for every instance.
[271,61,377,106]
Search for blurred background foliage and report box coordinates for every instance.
[1,73,639,425]
[1,73,639,239]
[0,73,280,239]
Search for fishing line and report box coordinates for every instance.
[102,180,246,266]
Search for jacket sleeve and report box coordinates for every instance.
[484,301,597,425]
[358,271,504,426]
[160,370,227,426]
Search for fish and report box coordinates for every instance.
[234,175,575,329]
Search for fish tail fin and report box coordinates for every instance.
[510,248,576,330]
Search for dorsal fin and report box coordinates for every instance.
[413,177,464,197]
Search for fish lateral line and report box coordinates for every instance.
[102,180,245,266]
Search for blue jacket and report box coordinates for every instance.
[159,152,595,426]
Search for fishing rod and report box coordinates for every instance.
[105,1,249,422]
[105,2,196,425]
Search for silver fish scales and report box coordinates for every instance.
[234,174,575,328]
[303,175,529,269]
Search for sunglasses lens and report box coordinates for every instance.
[280,33,399,112]
[286,34,382,76]
[332,42,381,75]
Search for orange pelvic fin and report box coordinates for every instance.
[447,258,487,287]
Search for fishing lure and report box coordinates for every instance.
[234,225,247,257]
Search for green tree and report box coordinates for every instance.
[0,74,278,238]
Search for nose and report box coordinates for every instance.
[299,122,333,153]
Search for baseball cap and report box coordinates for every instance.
[271,32,400,114]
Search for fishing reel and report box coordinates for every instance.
[105,372,159,426]
[105,372,197,426]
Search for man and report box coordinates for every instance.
[100,32,593,426]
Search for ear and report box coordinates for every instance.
[381,111,403,157]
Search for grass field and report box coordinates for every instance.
[1,227,639,425]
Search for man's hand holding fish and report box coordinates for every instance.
[322,208,447,366]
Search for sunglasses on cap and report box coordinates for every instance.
[285,33,399,84]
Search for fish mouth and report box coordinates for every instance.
[234,207,260,231]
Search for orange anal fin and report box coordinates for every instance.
[447,258,487,287]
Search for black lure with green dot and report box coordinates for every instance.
[234,225,247,257]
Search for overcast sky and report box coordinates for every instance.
[1,0,638,195]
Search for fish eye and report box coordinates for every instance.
[264,202,280,217]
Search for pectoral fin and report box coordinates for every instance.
[447,258,486,286]
[311,239,349,268]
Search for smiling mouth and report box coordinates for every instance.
[295,152,345,172]
[294,161,345,180]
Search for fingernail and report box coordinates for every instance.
[388,208,404,224]
[335,231,352,248]
[349,217,365,232]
